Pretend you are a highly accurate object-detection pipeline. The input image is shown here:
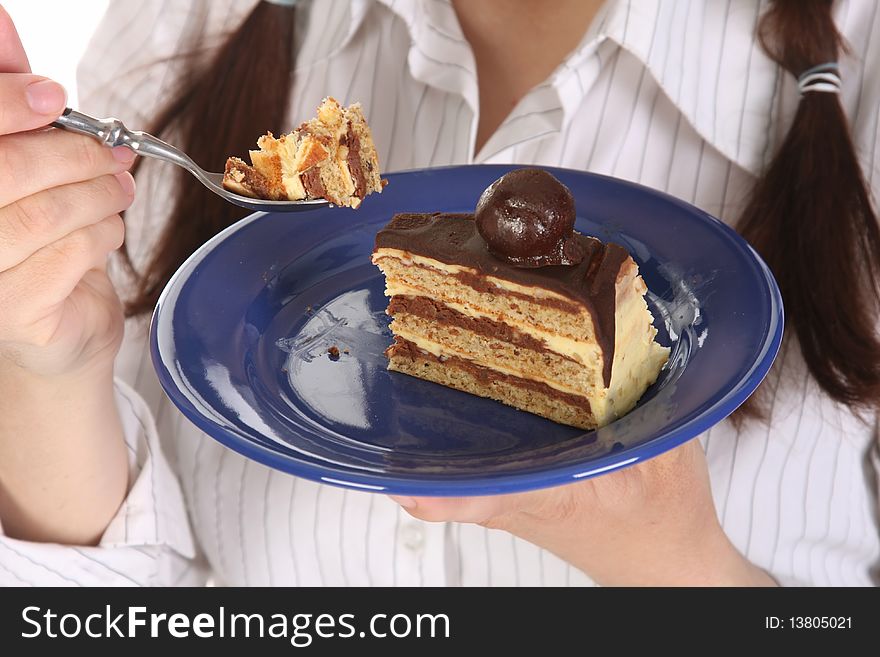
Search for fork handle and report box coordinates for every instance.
[52,108,196,171]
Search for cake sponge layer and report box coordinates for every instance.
[387,338,597,430]
[388,307,606,397]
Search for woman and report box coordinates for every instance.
[0,0,878,586]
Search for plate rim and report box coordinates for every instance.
[150,164,784,495]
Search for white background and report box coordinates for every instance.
[4,0,110,106]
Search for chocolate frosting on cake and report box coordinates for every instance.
[475,169,585,267]
[374,212,629,385]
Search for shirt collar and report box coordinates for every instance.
[593,0,781,175]
[296,0,372,70]
[378,0,480,112]
[317,0,784,175]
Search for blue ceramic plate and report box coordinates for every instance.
[151,165,782,496]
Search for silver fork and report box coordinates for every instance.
[52,108,329,213]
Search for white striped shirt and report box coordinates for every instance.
[2,0,879,586]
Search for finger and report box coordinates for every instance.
[0,172,135,271]
[0,214,125,335]
[389,494,524,524]
[0,73,67,135]
[0,129,136,207]
[0,6,31,73]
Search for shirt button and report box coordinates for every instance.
[400,523,425,551]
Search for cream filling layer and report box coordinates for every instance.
[389,291,667,425]
[607,280,670,418]
[282,172,306,200]
[392,330,602,403]
[387,287,668,423]
[387,280,665,398]
[276,137,305,200]
[373,249,579,304]
[386,280,607,367]
[607,332,669,419]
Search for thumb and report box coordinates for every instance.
[0,7,63,136]
[389,490,542,524]
[0,73,67,135]
[0,5,32,73]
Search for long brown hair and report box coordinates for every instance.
[125,0,879,418]
[737,0,880,418]
[121,1,296,317]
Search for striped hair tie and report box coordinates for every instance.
[797,62,841,95]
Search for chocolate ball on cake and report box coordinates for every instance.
[475,168,585,267]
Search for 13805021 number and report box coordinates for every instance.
[789,617,851,629]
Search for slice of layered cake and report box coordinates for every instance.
[223,97,384,208]
[371,169,669,430]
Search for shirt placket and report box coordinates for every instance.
[398,518,451,586]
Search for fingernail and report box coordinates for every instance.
[112,146,136,165]
[115,171,136,197]
[26,79,67,115]
[389,495,417,509]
